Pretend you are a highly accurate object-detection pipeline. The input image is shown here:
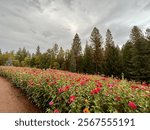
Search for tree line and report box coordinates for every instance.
[0,26,150,82]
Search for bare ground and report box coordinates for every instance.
[0,77,40,113]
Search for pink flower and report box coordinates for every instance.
[69,95,76,103]
[54,109,59,113]
[58,88,63,93]
[108,84,114,88]
[128,101,137,110]
[49,101,54,106]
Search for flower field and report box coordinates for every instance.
[0,66,149,113]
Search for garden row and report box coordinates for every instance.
[0,66,149,112]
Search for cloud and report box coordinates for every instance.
[0,0,150,53]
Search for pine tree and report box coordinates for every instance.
[90,27,103,73]
[57,47,65,69]
[130,26,144,43]
[71,33,82,72]
[36,45,41,56]
[131,39,148,81]
[69,50,76,72]
[83,42,94,73]
[63,50,71,70]
[122,41,134,79]
[53,43,59,55]
[145,37,150,83]
[46,48,56,69]
[129,26,150,82]
[104,29,122,77]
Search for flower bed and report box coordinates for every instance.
[0,66,149,113]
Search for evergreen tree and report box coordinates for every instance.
[63,50,71,70]
[130,26,144,43]
[122,41,134,79]
[129,26,150,82]
[30,54,36,67]
[46,48,56,69]
[36,45,41,56]
[145,38,150,83]
[57,47,65,69]
[131,39,150,82]
[71,33,82,72]
[104,29,121,77]
[90,27,103,73]
[72,33,82,57]
[83,42,94,73]
[53,43,59,56]
[69,50,76,72]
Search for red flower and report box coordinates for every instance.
[58,85,71,93]
[96,81,103,87]
[80,81,86,86]
[69,95,76,103]
[54,109,59,113]
[64,85,71,91]
[90,87,101,95]
[128,101,137,110]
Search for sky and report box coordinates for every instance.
[0,0,150,53]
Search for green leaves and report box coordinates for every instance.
[0,66,149,113]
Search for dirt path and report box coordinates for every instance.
[0,77,40,113]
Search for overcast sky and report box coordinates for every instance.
[0,0,150,53]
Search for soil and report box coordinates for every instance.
[0,77,41,113]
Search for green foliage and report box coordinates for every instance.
[36,45,41,56]
[90,27,103,73]
[57,47,65,69]
[83,43,95,73]
[0,66,149,113]
[130,39,150,82]
[15,48,29,66]
[0,26,150,83]
[69,50,76,72]
[13,60,20,67]
[104,29,122,77]
[122,41,134,79]
[71,33,82,72]
[130,26,144,43]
